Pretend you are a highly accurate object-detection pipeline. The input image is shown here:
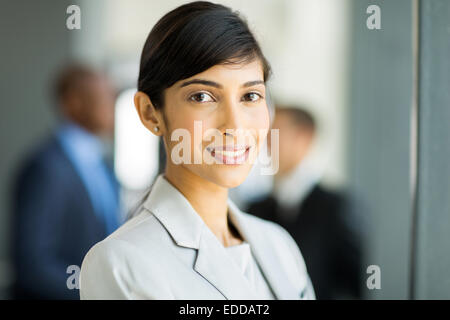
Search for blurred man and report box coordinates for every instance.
[12,64,121,299]
[248,106,363,299]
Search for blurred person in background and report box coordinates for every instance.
[11,64,121,299]
[248,105,363,299]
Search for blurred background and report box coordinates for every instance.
[0,0,449,299]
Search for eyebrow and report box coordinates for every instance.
[179,79,264,89]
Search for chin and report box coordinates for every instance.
[206,164,253,189]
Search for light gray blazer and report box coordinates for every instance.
[79,174,315,300]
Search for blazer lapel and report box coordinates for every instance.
[227,199,300,300]
[143,174,258,300]
[194,224,258,300]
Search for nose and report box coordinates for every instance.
[220,99,244,135]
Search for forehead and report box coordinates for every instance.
[178,59,264,85]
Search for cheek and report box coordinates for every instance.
[164,104,192,136]
[249,106,270,147]
[165,106,211,157]
[249,105,270,130]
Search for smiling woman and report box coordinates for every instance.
[79,1,315,300]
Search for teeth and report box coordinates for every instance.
[213,149,246,157]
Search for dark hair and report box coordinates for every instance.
[137,1,272,109]
[276,105,316,131]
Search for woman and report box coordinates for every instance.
[80,1,315,300]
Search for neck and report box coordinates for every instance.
[164,163,242,247]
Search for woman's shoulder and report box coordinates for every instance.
[79,209,175,299]
[80,208,175,276]
[85,207,173,257]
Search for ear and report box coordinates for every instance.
[134,91,164,136]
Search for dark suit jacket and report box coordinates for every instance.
[11,134,112,299]
[248,185,363,299]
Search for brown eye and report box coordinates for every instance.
[243,92,262,102]
[189,92,214,103]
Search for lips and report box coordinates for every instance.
[206,145,251,164]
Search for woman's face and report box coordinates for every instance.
[161,59,270,188]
